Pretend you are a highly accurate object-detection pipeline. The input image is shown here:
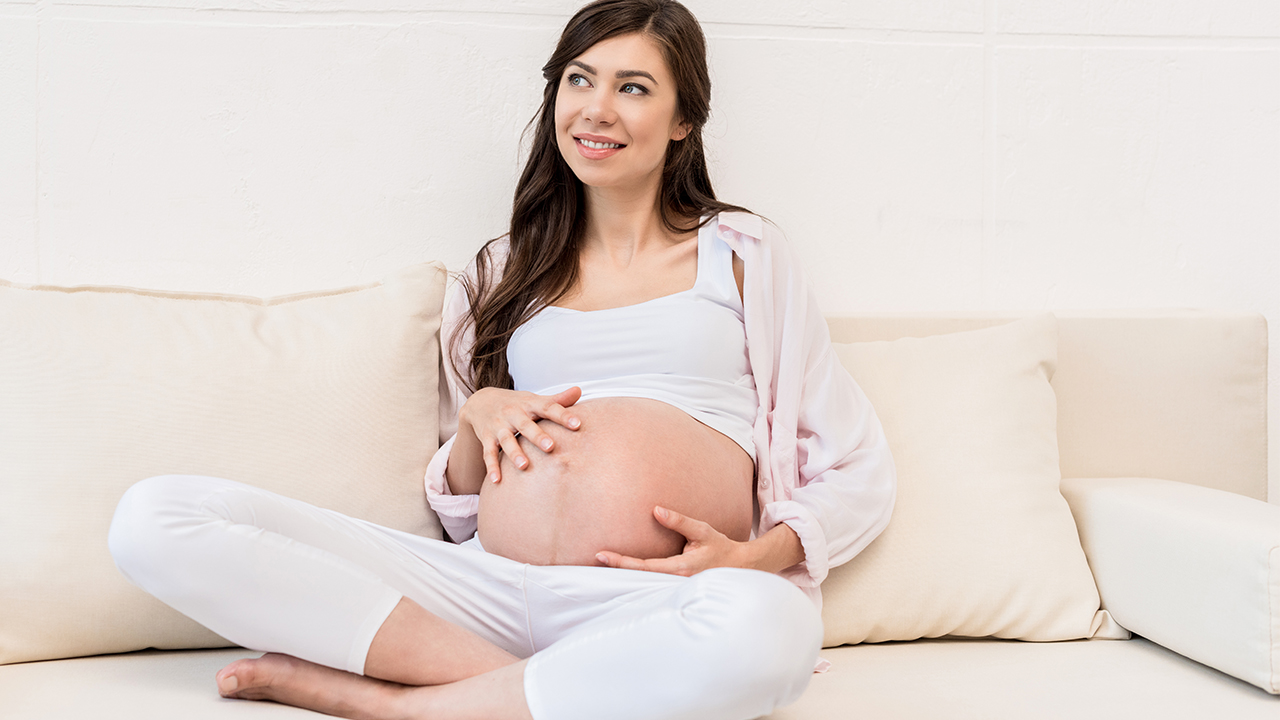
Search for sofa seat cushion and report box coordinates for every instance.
[2,639,1277,719]
[0,649,296,719]
[0,264,447,665]
[767,638,1280,720]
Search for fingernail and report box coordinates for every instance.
[219,674,239,694]
[655,507,669,520]
[540,438,553,451]
[517,456,528,468]
[596,553,608,565]
[488,472,499,483]
[569,418,581,429]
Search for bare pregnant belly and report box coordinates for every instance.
[477,398,755,566]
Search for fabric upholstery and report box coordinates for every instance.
[821,315,1121,645]
[0,264,447,664]
[4,638,1278,720]
[1062,476,1280,694]
[0,306,1272,718]
[765,637,1280,719]
[826,311,1269,500]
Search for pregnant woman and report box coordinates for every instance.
[108,1,896,718]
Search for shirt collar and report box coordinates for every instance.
[712,211,763,256]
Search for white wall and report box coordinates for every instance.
[2,1,1277,498]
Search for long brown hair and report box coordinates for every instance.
[453,0,750,391]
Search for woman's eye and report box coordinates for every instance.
[621,83,648,95]
[567,73,590,87]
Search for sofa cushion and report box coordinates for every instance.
[766,637,1280,720]
[0,264,447,664]
[825,312,1270,501]
[821,315,1122,644]
[5,639,1277,720]
[1062,476,1280,694]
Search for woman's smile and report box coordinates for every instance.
[574,133,627,159]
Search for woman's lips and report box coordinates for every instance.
[574,136,624,160]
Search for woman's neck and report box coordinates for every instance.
[581,183,683,262]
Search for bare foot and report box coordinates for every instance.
[216,653,407,719]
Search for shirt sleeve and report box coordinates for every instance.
[761,343,897,586]
[425,434,479,542]
[753,222,897,587]
[424,242,503,543]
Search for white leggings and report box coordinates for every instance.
[108,475,821,720]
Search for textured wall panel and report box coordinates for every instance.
[694,0,984,33]
[60,1,984,33]
[707,36,985,312]
[990,47,1280,310]
[55,0,582,14]
[999,0,1280,38]
[38,15,559,295]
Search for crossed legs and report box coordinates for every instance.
[108,475,821,720]
[211,596,533,720]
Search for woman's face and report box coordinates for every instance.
[554,33,690,193]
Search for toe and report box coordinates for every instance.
[216,658,258,698]
[217,671,240,697]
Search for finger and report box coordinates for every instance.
[599,551,693,577]
[481,443,503,484]
[496,430,528,470]
[595,552,652,572]
[654,507,712,541]
[540,388,582,430]
[550,386,582,408]
[594,551,629,569]
[539,400,582,431]
[515,417,556,453]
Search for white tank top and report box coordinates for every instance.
[507,222,758,459]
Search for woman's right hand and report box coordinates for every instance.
[459,386,583,484]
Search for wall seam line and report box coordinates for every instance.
[24,5,1280,46]
[33,0,45,283]
[980,0,997,308]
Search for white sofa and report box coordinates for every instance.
[1,266,1277,719]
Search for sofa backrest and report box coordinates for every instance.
[826,312,1269,501]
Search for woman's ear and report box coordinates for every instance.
[671,121,691,141]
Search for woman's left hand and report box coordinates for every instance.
[594,507,749,576]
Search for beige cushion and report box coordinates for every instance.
[821,315,1122,645]
[0,264,447,665]
[765,638,1280,720]
[1062,476,1280,694]
[826,311,1269,501]
[3,638,1278,720]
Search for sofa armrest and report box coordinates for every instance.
[1060,477,1280,694]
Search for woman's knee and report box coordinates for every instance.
[108,474,231,583]
[686,568,822,696]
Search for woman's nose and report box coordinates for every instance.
[583,89,615,124]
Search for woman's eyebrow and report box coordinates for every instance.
[567,60,659,85]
